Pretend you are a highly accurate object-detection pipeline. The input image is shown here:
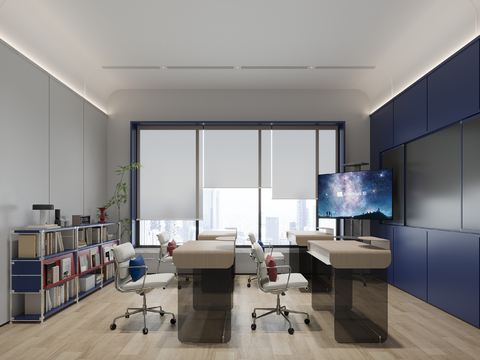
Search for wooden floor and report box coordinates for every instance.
[1,275,480,360]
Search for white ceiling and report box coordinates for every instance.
[1,0,479,113]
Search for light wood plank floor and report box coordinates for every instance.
[1,275,480,360]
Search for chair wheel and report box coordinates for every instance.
[251,323,257,330]
[110,323,116,330]
[247,283,251,287]
[170,318,176,325]
[125,314,130,319]
[160,312,165,316]
[305,318,310,324]
[252,312,256,318]
[185,277,189,281]
[178,285,182,289]
[143,328,148,335]
[281,292,285,296]
[288,328,294,335]
[284,311,289,316]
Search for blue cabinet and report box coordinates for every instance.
[427,230,479,327]
[394,79,427,145]
[427,40,479,132]
[370,102,394,156]
[377,225,394,285]
[393,227,427,301]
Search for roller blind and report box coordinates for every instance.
[204,129,258,188]
[138,129,202,220]
[272,129,316,199]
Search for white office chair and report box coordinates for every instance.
[251,242,310,335]
[110,242,176,335]
[247,232,285,288]
[157,231,189,289]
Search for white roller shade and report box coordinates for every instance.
[318,129,337,175]
[138,129,202,220]
[261,129,272,188]
[272,129,316,199]
[204,130,258,188]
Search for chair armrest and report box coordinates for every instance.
[265,264,291,290]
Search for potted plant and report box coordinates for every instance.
[99,162,142,240]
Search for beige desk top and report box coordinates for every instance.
[286,230,334,247]
[198,230,237,240]
[308,240,391,269]
[172,240,235,269]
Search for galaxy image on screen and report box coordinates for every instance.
[318,169,393,219]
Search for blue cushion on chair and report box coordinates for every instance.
[257,240,265,252]
[129,255,146,282]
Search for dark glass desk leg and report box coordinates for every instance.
[178,267,233,343]
[312,255,334,311]
[334,268,388,343]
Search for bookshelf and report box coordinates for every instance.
[10,222,119,323]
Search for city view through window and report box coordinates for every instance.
[139,188,336,246]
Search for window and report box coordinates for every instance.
[200,188,258,246]
[134,124,340,246]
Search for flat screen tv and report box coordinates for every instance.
[318,169,393,219]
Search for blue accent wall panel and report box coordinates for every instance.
[377,224,394,284]
[428,230,479,327]
[370,102,394,154]
[428,40,480,132]
[393,226,427,301]
[394,79,427,145]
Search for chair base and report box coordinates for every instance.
[251,293,310,334]
[110,292,176,334]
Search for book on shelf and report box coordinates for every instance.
[92,253,100,267]
[86,228,92,245]
[52,265,60,284]
[45,262,56,285]
[78,229,87,247]
[60,257,71,279]
[90,248,96,267]
[25,224,61,230]
[92,228,101,243]
[18,234,38,258]
[56,232,64,252]
[79,254,89,272]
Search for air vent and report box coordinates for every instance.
[242,66,309,70]
[101,66,160,69]
[167,66,235,70]
[314,66,376,69]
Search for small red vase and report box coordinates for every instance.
[98,207,107,223]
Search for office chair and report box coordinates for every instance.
[157,231,189,289]
[247,232,285,288]
[251,242,310,335]
[110,242,176,335]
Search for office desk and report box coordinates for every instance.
[308,240,391,343]
[173,240,235,343]
[198,229,237,240]
[285,230,334,278]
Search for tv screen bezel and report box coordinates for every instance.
[317,168,394,220]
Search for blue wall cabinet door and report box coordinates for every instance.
[427,230,479,327]
[394,79,427,145]
[428,40,480,132]
[377,225,394,285]
[370,102,394,157]
[393,227,427,301]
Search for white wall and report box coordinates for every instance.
[107,89,371,240]
[0,40,108,325]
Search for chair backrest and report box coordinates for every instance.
[157,231,170,256]
[253,242,269,285]
[112,242,136,281]
[248,232,256,245]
